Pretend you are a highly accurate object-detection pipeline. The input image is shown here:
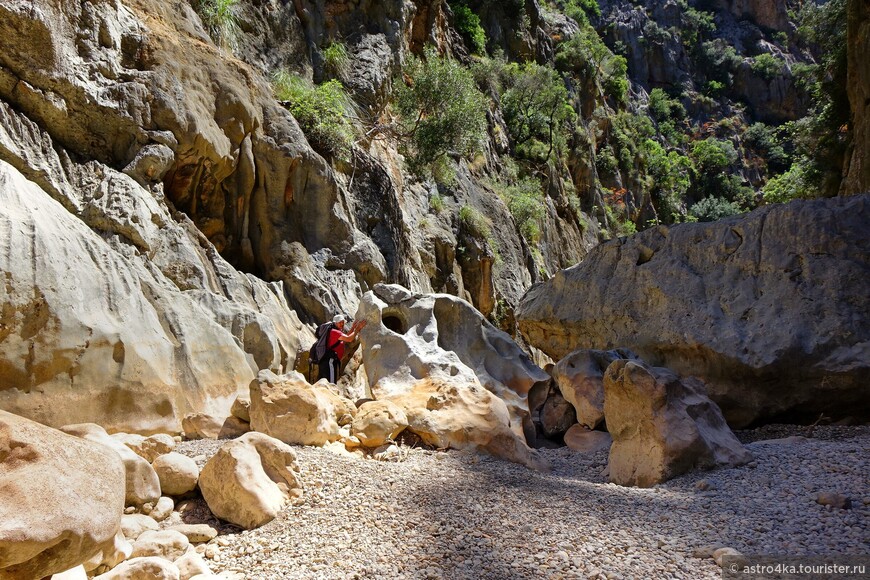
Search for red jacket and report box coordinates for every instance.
[328,328,346,359]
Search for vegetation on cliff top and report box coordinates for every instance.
[260,0,848,242]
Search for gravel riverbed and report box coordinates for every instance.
[173,425,869,579]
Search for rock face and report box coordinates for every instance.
[843,0,870,195]
[0,411,125,579]
[0,147,307,433]
[248,370,355,446]
[714,0,790,31]
[518,196,870,427]
[604,360,752,487]
[357,284,550,438]
[198,432,303,530]
[552,349,639,429]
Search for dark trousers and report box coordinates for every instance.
[318,352,341,383]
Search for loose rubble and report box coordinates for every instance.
[166,425,868,579]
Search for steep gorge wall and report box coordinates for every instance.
[0,0,318,432]
[843,0,870,195]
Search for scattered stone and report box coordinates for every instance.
[81,532,132,575]
[150,497,175,522]
[604,360,752,487]
[92,556,181,579]
[112,433,176,463]
[182,414,225,441]
[351,400,409,447]
[121,514,159,541]
[249,370,355,446]
[713,547,743,567]
[61,423,161,506]
[540,388,577,439]
[131,529,190,561]
[816,492,851,509]
[564,425,612,453]
[168,524,219,544]
[551,349,639,429]
[174,551,213,579]
[230,395,251,423]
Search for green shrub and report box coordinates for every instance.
[394,47,488,176]
[450,1,487,55]
[429,193,445,213]
[197,0,241,52]
[555,23,628,103]
[704,80,725,97]
[648,89,686,122]
[698,39,743,82]
[688,197,743,222]
[502,62,575,161]
[691,137,737,173]
[743,122,790,172]
[644,139,692,222]
[559,0,600,24]
[788,0,849,197]
[497,177,546,242]
[322,41,350,79]
[272,71,355,157]
[596,145,618,176]
[751,53,783,80]
[762,164,813,203]
[459,204,492,240]
[679,4,716,47]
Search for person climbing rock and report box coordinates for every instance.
[318,314,366,383]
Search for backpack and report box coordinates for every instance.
[308,322,341,364]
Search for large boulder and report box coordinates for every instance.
[551,349,639,429]
[604,360,752,487]
[198,432,303,530]
[151,453,199,496]
[357,284,550,442]
[0,410,125,579]
[388,377,549,471]
[248,370,355,446]
[61,423,161,506]
[518,196,870,427]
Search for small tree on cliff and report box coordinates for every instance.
[394,46,488,180]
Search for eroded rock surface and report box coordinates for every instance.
[357,284,550,439]
[518,196,870,426]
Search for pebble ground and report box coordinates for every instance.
[174,425,869,579]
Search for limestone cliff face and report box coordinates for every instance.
[842,0,870,195]
[516,195,870,427]
[0,0,314,432]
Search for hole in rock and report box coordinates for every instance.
[382,314,406,334]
